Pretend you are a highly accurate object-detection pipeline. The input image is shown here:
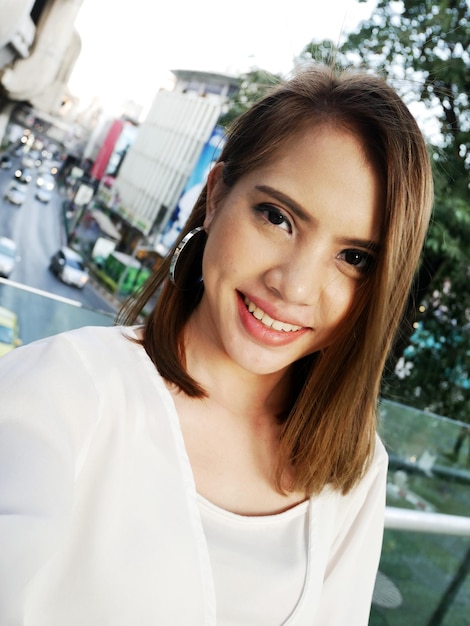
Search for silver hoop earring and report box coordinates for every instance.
[169,226,205,285]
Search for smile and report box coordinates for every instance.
[243,297,302,332]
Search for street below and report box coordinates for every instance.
[0,149,117,345]
[0,151,117,315]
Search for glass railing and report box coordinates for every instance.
[0,277,115,348]
[372,400,470,625]
[1,279,469,624]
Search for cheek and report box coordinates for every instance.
[202,213,258,282]
[202,227,239,286]
[324,278,358,326]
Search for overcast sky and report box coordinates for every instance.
[68,0,377,115]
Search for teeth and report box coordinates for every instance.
[244,297,302,332]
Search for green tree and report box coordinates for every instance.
[217,69,282,128]
[344,0,469,194]
[300,0,470,421]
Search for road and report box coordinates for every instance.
[0,149,118,346]
[0,151,116,315]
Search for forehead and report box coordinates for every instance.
[274,121,373,172]
[236,125,383,238]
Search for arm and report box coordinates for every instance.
[0,333,99,623]
[0,423,73,623]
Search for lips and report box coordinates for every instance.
[243,296,303,332]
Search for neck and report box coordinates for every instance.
[183,316,292,421]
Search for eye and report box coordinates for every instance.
[254,203,292,233]
[339,249,375,274]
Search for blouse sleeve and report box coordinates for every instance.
[315,437,389,625]
[0,333,100,624]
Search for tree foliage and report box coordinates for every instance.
[345,0,470,193]
[217,69,282,128]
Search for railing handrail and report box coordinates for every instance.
[385,506,470,536]
[388,452,470,486]
[0,277,82,307]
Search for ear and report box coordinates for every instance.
[204,162,225,230]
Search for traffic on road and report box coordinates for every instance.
[0,136,116,350]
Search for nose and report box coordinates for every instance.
[263,244,330,306]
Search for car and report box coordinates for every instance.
[0,306,22,357]
[49,247,89,288]
[0,236,19,277]
[22,150,41,168]
[14,167,32,183]
[4,183,27,206]
[35,187,53,203]
[0,154,12,169]
[36,173,55,191]
[0,237,17,276]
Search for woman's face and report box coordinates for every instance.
[193,124,383,378]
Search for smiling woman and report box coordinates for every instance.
[0,63,433,625]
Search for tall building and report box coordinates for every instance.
[0,0,83,145]
[112,70,239,250]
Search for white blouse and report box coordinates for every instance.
[199,495,309,625]
[0,325,388,625]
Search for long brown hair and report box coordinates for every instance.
[119,63,433,495]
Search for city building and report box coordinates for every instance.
[109,70,240,253]
[0,0,83,148]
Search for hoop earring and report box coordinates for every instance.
[169,226,206,286]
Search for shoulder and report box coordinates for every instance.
[372,432,389,474]
[34,324,139,358]
[340,433,388,511]
[347,433,388,501]
[1,325,141,377]
[0,325,148,428]
[0,325,170,466]
[313,434,388,555]
[318,433,388,518]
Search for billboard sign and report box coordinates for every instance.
[156,125,226,255]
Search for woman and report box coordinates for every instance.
[0,64,433,625]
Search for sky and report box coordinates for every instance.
[68,0,377,117]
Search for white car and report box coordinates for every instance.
[35,187,53,203]
[0,237,18,278]
[4,184,27,206]
[49,247,89,289]
[14,167,32,183]
[36,173,55,192]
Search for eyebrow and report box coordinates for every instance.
[336,237,381,253]
[255,185,312,222]
[255,184,381,252]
